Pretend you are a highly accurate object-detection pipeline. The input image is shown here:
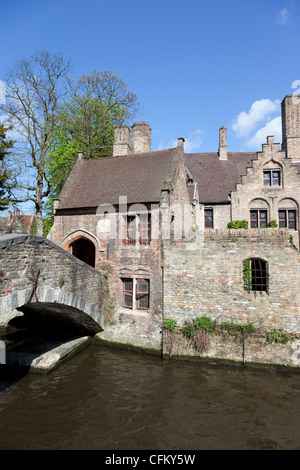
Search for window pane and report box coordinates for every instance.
[123,294,133,308]
[272,171,280,186]
[137,279,149,293]
[137,279,149,309]
[123,279,133,292]
[138,295,149,309]
[263,171,271,186]
[250,211,258,228]
[260,211,267,228]
[205,209,213,228]
[125,216,136,245]
[140,215,151,244]
[288,210,296,229]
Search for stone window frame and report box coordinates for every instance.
[262,161,283,188]
[123,213,151,247]
[250,209,268,228]
[278,209,297,230]
[243,258,269,294]
[204,207,213,229]
[263,169,281,187]
[278,198,298,231]
[121,276,150,311]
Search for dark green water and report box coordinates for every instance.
[0,344,299,450]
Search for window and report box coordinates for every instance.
[204,208,213,229]
[122,278,133,308]
[243,258,268,293]
[124,214,151,246]
[250,210,268,228]
[263,169,281,186]
[279,210,296,230]
[122,278,150,310]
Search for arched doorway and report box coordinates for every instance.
[70,237,96,268]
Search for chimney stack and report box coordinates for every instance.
[113,125,131,156]
[219,126,227,160]
[131,122,151,154]
[281,94,300,161]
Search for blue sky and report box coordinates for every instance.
[1,1,300,166]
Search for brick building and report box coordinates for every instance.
[49,95,300,346]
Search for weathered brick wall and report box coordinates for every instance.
[0,235,103,329]
[163,229,300,334]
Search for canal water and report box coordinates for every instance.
[0,344,299,450]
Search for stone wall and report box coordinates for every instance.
[0,235,103,331]
[163,229,300,334]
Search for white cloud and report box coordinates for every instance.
[278,8,289,25]
[158,128,203,153]
[184,128,203,152]
[232,99,281,138]
[246,116,282,149]
[0,80,5,104]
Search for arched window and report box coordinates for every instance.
[278,198,298,230]
[243,258,268,293]
[249,199,269,228]
[70,237,96,268]
[263,161,282,187]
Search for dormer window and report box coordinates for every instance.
[263,169,281,187]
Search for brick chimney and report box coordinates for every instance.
[131,122,151,154]
[218,126,227,160]
[113,125,131,156]
[281,94,300,161]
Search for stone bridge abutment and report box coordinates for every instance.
[0,234,104,335]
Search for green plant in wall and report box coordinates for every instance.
[243,259,252,292]
[163,318,178,333]
[267,329,290,344]
[58,276,65,288]
[221,321,255,334]
[267,220,278,228]
[180,316,214,353]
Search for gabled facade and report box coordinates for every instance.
[185,95,300,249]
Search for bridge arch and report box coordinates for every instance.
[0,234,104,335]
[0,286,103,335]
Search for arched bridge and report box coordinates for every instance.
[0,234,104,335]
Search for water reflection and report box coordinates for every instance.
[0,345,299,450]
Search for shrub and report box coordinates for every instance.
[267,329,290,344]
[194,316,215,332]
[227,220,248,229]
[163,318,177,333]
[221,321,255,335]
[268,220,278,228]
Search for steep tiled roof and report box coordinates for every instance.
[184,152,258,202]
[57,148,179,210]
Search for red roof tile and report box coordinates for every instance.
[57,148,180,210]
[184,152,258,202]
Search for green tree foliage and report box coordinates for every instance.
[0,124,14,210]
[44,70,140,233]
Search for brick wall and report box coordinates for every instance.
[0,235,103,331]
[163,229,300,334]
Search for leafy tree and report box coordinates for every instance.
[0,124,14,210]
[0,50,72,235]
[44,70,140,231]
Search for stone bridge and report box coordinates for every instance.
[0,234,104,335]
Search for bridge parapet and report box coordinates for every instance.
[0,235,104,333]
